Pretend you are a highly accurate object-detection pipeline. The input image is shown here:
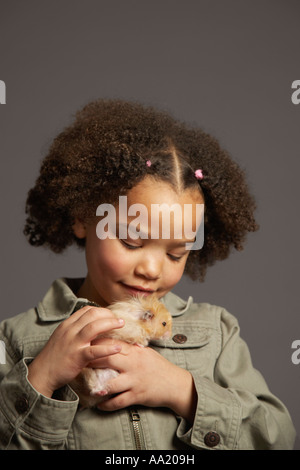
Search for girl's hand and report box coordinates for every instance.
[92,342,197,423]
[27,306,124,398]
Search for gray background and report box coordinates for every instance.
[0,0,299,448]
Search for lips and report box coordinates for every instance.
[121,283,155,295]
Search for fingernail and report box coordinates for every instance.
[118,319,124,325]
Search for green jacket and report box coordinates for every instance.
[0,278,296,450]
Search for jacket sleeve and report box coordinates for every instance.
[176,308,296,450]
[0,337,78,450]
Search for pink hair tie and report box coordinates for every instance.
[146,160,152,167]
[194,169,203,180]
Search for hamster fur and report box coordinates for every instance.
[70,294,172,407]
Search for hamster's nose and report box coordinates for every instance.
[162,331,171,339]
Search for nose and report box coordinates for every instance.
[134,251,162,280]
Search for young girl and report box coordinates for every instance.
[0,99,296,450]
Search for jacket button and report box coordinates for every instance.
[15,394,29,414]
[204,431,220,447]
[172,334,187,344]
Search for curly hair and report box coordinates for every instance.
[24,98,259,281]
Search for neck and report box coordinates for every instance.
[76,275,108,307]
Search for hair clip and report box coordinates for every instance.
[146,160,152,167]
[194,169,203,180]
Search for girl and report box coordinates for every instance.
[0,99,296,450]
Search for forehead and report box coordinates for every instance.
[116,176,204,241]
[126,176,204,206]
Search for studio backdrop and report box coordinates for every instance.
[0,0,299,448]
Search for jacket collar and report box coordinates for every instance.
[160,291,193,317]
[36,277,193,322]
[37,278,90,321]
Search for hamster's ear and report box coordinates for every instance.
[142,310,154,321]
[72,219,87,239]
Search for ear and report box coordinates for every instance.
[142,310,154,321]
[72,218,87,239]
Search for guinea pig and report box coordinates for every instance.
[70,294,172,408]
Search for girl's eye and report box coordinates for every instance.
[168,254,183,262]
[120,239,140,250]
[120,239,184,261]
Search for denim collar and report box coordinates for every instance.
[36,277,193,321]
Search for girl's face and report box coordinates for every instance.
[73,177,204,306]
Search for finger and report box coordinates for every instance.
[97,390,134,412]
[78,317,124,343]
[72,306,116,329]
[89,354,119,370]
[100,373,129,396]
[82,343,122,364]
[90,341,134,368]
[87,339,124,366]
[91,338,131,353]
[58,305,93,329]
[91,336,123,347]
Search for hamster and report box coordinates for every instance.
[70,294,172,408]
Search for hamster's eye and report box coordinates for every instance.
[162,322,167,327]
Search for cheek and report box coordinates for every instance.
[163,262,186,289]
[86,238,133,278]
